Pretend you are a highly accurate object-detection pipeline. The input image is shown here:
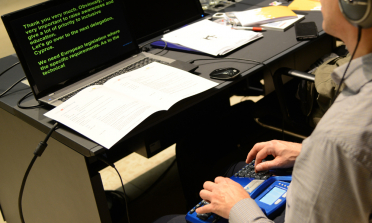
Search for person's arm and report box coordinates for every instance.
[284,136,372,222]
[246,140,302,172]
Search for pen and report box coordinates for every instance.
[231,26,266,31]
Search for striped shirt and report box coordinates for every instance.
[230,52,372,223]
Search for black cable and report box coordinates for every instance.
[17,91,42,109]
[96,155,131,223]
[0,76,26,98]
[0,62,20,78]
[130,158,177,201]
[18,122,59,223]
[154,40,168,55]
[139,40,168,55]
[113,167,131,223]
[0,62,23,98]
[188,57,273,76]
[190,57,282,139]
[282,117,285,140]
[139,40,158,52]
[18,155,37,223]
[331,26,362,104]
[104,156,177,205]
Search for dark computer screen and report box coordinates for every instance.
[125,0,205,43]
[2,0,138,98]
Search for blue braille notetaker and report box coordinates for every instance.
[185,160,292,223]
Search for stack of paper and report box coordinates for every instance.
[288,0,321,11]
[260,14,305,31]
[45,62,218,149]
[161,20,263,56]
[232,6,298,27]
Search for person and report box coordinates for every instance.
[154,0,372,221]
[194,0,372,221]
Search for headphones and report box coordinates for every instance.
[339,0,372,28]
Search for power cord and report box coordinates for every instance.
[190,57,287,139]
[188,57,273,76]
[132,158,176,201]
[0,62,25,98]
[96,155,131,223]
[18,122,59,223]
[96,155,177,222]
[0,62,20,78]
[154,40,168,55]
[0,62,42,109]
[17,91,42,109]
[0,76,26,98]
[140,40,168,55]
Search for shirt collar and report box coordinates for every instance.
[331,53,372,93]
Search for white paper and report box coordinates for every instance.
[45,62,218,149]
[162,20,263,56]
[104,62,218,110]
[260,15,305,31]
[231,8,298,27]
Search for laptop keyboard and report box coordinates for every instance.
[60,57,169,102]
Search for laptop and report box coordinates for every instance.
[1,0,198,107]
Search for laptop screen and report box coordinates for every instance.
[125,0,205,43]
[2,0,139,99]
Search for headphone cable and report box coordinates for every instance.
[331,26,362,104]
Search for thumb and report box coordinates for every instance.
[196,204,213,214]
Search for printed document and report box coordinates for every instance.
[161,20,263,56]
[260,14,305,31]
[288,0,321,11]
[45,62,218,149]
[232,6,298,27]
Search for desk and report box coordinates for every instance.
[0,0,335,222]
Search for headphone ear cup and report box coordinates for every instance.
[339,0,372,28]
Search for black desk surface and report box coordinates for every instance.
[0,0,329,158]
[146,0,326,84]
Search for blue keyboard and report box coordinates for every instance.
[185,160,292,223]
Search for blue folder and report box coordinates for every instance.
[150,41,206,54]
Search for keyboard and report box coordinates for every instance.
[60,57,169,102]
[185,160,292,223]
[233,160,272,180]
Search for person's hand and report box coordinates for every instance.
[246,140,302,172]
[196,177,250,219]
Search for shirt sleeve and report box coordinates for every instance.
[284,136,372,223]
[229,198,274,223]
